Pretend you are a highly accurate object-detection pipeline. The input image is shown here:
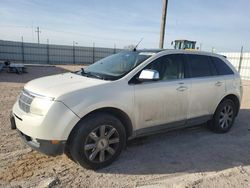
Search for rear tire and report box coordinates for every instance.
[69,113,126,169]
[208,99,236,133]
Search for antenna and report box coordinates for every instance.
[133,38,143,51]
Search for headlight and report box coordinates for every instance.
[30,97,54,115]
[27,91,55,116]
[19,89,55,115]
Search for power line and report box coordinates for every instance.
[1,24,157,47]
[35,27,41,44]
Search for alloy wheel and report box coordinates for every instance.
[219,105,234,129]
[84,125,120,163]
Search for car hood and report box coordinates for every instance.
[24,72,109,99]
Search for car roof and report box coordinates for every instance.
[134,49,165,53]
[135,49,225,59]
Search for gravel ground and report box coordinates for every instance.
[0,65,250,188]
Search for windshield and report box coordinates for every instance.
[80,51,153,80]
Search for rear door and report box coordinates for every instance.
[211,56,238,98]
[185,54,226,121]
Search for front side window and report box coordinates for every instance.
[187,54,216,78]
[143,54,184,81]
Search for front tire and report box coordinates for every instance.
[209,99,236,133]
[69,113,126,169]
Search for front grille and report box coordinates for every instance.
[19,90,34,113]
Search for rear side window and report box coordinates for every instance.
[186,54,216,78]
[211,57,234,75]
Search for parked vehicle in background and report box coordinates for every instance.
[172,39,197,50]
[11,49,242,169]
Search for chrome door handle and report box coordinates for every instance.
[215,81,222,86]
[177,86,188,91]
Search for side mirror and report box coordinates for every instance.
[139,69,160,81]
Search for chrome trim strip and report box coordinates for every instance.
[23,89,54,101]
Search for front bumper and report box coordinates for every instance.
[12,101,80,140]
[19,130,66,156]
[10,113,65,156]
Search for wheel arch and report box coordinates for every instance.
[217,94,240,116]
[67,107,133,142]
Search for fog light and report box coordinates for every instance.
[51,140,60,144]
[31,137,40,147]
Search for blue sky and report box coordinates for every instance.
[0,0,249,52]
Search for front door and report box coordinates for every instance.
[133,54,189,130]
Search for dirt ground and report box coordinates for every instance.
[0,65,250,188]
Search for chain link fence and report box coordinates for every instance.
[1,40,249,80]
[0,40,121,65]
[220,52,250,80]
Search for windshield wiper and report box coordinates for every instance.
[81,68,85,74]
[81,68,104,80]
[87,72,104,79]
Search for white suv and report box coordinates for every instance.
[11,49,242,169]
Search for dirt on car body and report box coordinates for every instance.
[0,65,250,188]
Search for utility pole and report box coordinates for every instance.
[92,42,95,64]
[159,0,168,49]
[35,27,41,44]
[47,39,50,64]
[21,36,25,63]
[113,43,116,54]
[238,46,244,73]
[73,41,77,64]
